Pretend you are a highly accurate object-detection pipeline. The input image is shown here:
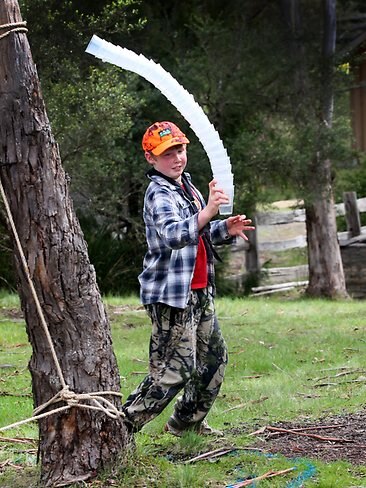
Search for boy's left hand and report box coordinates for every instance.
[226,215,255,241]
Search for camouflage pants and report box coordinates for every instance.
[122,288,228,431]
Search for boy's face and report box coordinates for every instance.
[145,144,187,181]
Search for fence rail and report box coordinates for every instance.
[256,197,366,226]
[228,193,366,296]
[256,196,366,252]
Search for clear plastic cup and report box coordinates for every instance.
[218,185,235,215]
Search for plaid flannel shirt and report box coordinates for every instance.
[138,171,233,309]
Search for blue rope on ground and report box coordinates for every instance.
[285,460,317,488]
[225,451,317,487]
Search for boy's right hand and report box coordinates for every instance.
[207,179,229,215]
[198,179,229,230]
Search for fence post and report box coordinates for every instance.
[343,191,361,238]
[245,216,260,273]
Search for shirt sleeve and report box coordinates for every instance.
[145,185,199,249]
[209,219,235,245]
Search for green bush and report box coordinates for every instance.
[79,217,144,296]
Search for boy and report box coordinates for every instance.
[122,121,254,436]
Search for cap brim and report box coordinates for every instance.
[151,137,190,156]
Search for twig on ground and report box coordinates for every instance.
[312,368,366,381]
[0,436,38,446]
[311,443,366,449]
[296,392,322,398]
[228,467,296,487]
[185,446,263,464]
[0,391,31,398]
[271,362,293,378]
[0,459,23,470]
[249,425,355,443]
[274,424,344,432]
[222,396,268,414]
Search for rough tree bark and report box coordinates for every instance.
[281,0,348,298]
[305,0,347,298]
[0,1,130,486]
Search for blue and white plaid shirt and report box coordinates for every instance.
[138,171,233,309]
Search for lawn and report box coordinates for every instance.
[1,292,366,487]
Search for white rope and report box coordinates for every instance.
[0,177,124,433]
[0,21,28,41]
[0,177,66,387]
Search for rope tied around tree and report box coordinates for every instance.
[0,178,125,434]
[0,21,28,41]
[33,386,124,420]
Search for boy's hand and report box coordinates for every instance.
[198,179,230,230]
[226,215,255,241]
[206,179,229,216]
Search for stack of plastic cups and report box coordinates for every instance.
[211,165,234,215]
[202,139,234,215]
[85,35,235,215]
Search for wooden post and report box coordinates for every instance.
[343,191,361,238]
[245,216,260,274]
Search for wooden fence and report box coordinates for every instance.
[228,193,366,297]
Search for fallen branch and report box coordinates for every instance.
[249,425,355,443]
[222,396,268,414]
[275,424,343,432]
[0,391,31,398]
[0,436,38,446]
[251,281,308,293]
[310,443,366,449]
[312,368,366,381]
[185,446,263,464]
[228,467,296,487]
[231,349,246,355]
[296,392,322,399]
[0,459,23,470]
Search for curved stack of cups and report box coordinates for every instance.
[199,138,234,216]
[212,167,234,215]
[85,35,235,214]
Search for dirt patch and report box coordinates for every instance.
[230,410,366,465]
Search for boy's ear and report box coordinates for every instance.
[144,151,155,165]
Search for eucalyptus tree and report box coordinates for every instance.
[274,0,348,297]
[0,1,131,485]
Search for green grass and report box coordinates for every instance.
[2,294,366,486]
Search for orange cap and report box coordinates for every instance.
[142,121,190,156]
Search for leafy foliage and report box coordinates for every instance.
[79,216,144,295]
[1,0,362,294]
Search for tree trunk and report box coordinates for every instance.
[281,0,348,298]
[0,1,130,486]
[305,0,348,298]
[305,182,348,298]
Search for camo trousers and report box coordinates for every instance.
[122,288,228,431]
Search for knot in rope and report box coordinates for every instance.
[33,387,125,421]
[59,386,79,406]
[0,21,28,41]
